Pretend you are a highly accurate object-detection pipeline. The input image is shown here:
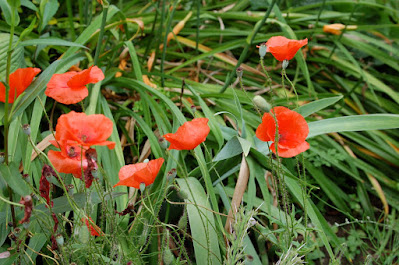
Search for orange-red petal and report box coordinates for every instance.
[114,158,164,189]
[270,141,310,158]
[45,72,89,105]
[54,111,115,149]
[256,106,310,158]
[45,66,104,105]
[83,217,103,236]
[266,36,308,61]
[0,68,41,103]
[48,149,88,177]
[67,66,104,90]
[163,118,210,150]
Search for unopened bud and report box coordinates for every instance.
[22,124,31,136]
[67,184,75,195]
[143,159,149,163]
[78,225,90,244]
[258,43,267,58]
[167,169,177,181]
[159,137,168,149]
[236,67,243,78]
[253,95,271,112]
[190,105,197,113]
[56,234,64,246]
[139,182,146,193]
[0,153,5,164]
[282,59,289,69]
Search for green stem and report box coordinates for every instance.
[4,24,17,228]
[66,0,76,40]
[219,0,278,93]
[93,5,108,66]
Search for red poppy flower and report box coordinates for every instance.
[114,158,164,189]
[0,68,41,103]
[51,111,115,149]
[45,65,104,104]
[163,118,210,150]
[265,36,308,61]
[255,106,309,158]
[48,141,95,177]
[82,217,104,236]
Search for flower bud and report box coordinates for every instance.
[56,234,64,246]
[78,225,90,244]
[253,95,271,112]
[22,124,31,136]
[0,152,5,164]
[139,182,146,193]
[143,159,149,163]
[159,137,168,149]
[282,59,289,69]
[167,168,177,181]
[258,43,267,58]
[236,67,243,78]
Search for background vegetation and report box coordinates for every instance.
[0,0,399,264]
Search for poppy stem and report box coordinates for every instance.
[93,4,109,66]
[3,22,17,228]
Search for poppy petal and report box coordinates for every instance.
[114,158,164,188]
[83,217,103,236]
[163,118,210,150]
[266,36,307,61]
[67,66,104,89]
[55,111,115,148]
[48,150,88,177]
[270,141,310,158]
[45,72,89,105]
[273,107,309,148]
[0,68,41,103]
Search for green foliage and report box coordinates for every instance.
[0,0,399,264]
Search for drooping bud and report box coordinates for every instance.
[159,137,168,149]
[22,124,31,136]
[253,95,271,112]
[236,67,243,78]
[167,168,177,181]
[282,59,289,69]
[258,43,267,58]
[139,182,146,193]
[56,234,64,246]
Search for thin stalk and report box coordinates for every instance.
[93,5,108,66]
[219,0,278,93]
[4,24,17,228]
[66,0,76,40]
[161,0,178,87]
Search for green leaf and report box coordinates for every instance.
[0,162,30,197]
[0,33,25,80]
[39,0,59,32]
[124,41,143,81]
[176,178,222,265]
[34,192,125,214]
[20,0,36,11]
[295,95,343,118]
[213,136,243,161]
[20,38,89,49]
[0,0,19,26]
[308,114,399,138]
